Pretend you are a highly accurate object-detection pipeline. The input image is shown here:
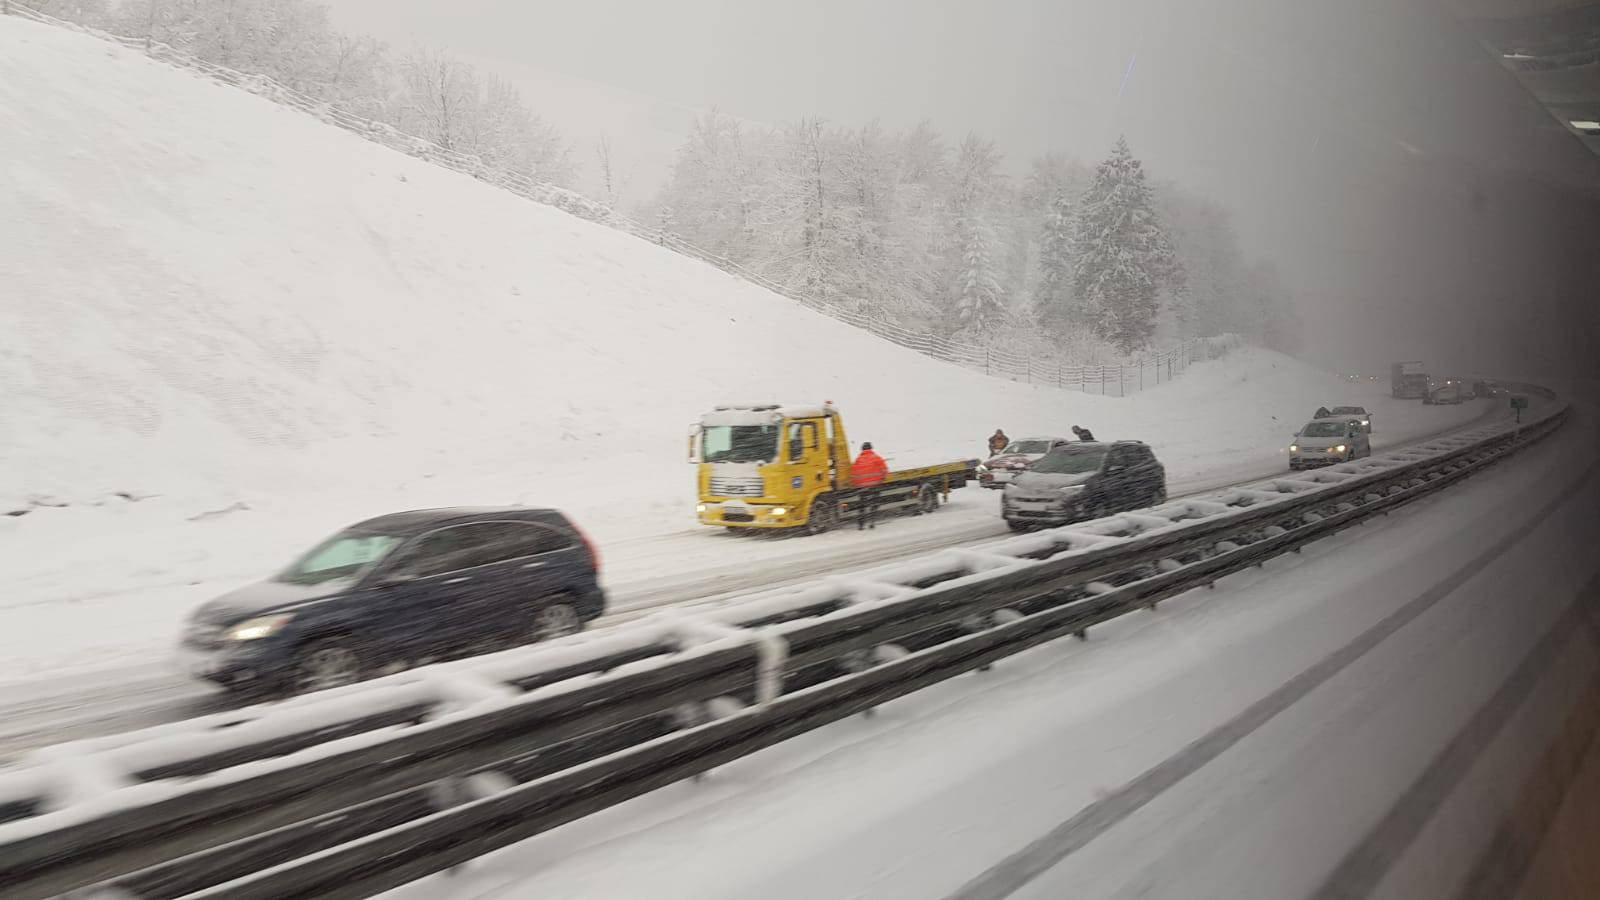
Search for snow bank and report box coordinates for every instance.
[0,14,1485,682]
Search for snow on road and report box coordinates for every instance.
[380,401,1597,900]
[0,14,1483,685]
[0,408,1493,764]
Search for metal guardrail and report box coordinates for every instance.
[3,1,1238,394]
[0,389,1566,898]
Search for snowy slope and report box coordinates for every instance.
[0,14,1482,683]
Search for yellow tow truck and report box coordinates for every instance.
[690,402,978,534]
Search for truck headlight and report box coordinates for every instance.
[1289,444,1298,453]
[225,614,294,641]
[770,507,787,516]
[696,503,707,513]
[1334,444,1347,453]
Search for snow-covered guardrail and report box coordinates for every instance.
[0,387,1567,899]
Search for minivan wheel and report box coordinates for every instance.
[292,639,364,694]
[533,602,583,641]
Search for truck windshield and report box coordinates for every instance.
[276,531,403,585]
[1031,446,1108,475]
[702,425,780,463]
[1004,440,1052,455]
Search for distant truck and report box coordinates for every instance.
[1391,361,1429,399]
[691,402,977,534]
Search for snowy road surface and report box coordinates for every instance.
[0,406,1497,761]
[376,399,1596,900]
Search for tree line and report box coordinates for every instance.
[30,0,578,188]
[650,115,1301,356]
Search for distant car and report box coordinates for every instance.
[1001,441,1166,531]
[978,436,1071,488]
[1329,405,1372,433]
[1289,418,1372,469]
[1425,384,1463,405]
[176,507,606,694]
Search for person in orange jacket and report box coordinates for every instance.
[850,442,889,530]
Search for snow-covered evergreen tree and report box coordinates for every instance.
[1033,188,1076,334]
[945,134,1007,334]
[1071,136,1175,353]
[955,214,1005,332]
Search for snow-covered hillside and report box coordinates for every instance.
[0,16,1483,681]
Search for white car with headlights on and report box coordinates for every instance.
[1288,418,1371,470]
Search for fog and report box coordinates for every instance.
[325,0,1600,378]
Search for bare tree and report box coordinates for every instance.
[595,134,617,209]
[398,48,478,152]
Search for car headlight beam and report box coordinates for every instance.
[224,613,295,641]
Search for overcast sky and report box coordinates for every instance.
[324,0,1600,376]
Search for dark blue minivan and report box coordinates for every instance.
[176,507,606,694]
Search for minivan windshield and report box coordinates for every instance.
[1003,440,1053,455]
[277,531,403,585]
[1030,445,1109,475]
[1301,421,1348,438]
[702,424,780,463]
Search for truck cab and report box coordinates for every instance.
[692,403,844,531]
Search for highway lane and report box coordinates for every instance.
[0,405,1504,763]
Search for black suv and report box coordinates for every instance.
[1000,441,1167,531]
[176,507,606,694]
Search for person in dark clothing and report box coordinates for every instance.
[851,442,889,530]
[988,429,1010,456]
[1071,425,1096,442]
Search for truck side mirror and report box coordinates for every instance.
[686,425,701,464]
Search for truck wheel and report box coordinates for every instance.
[806,500,838,535]
[1006,519,1030,532]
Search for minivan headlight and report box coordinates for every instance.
[224,614,295,641]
